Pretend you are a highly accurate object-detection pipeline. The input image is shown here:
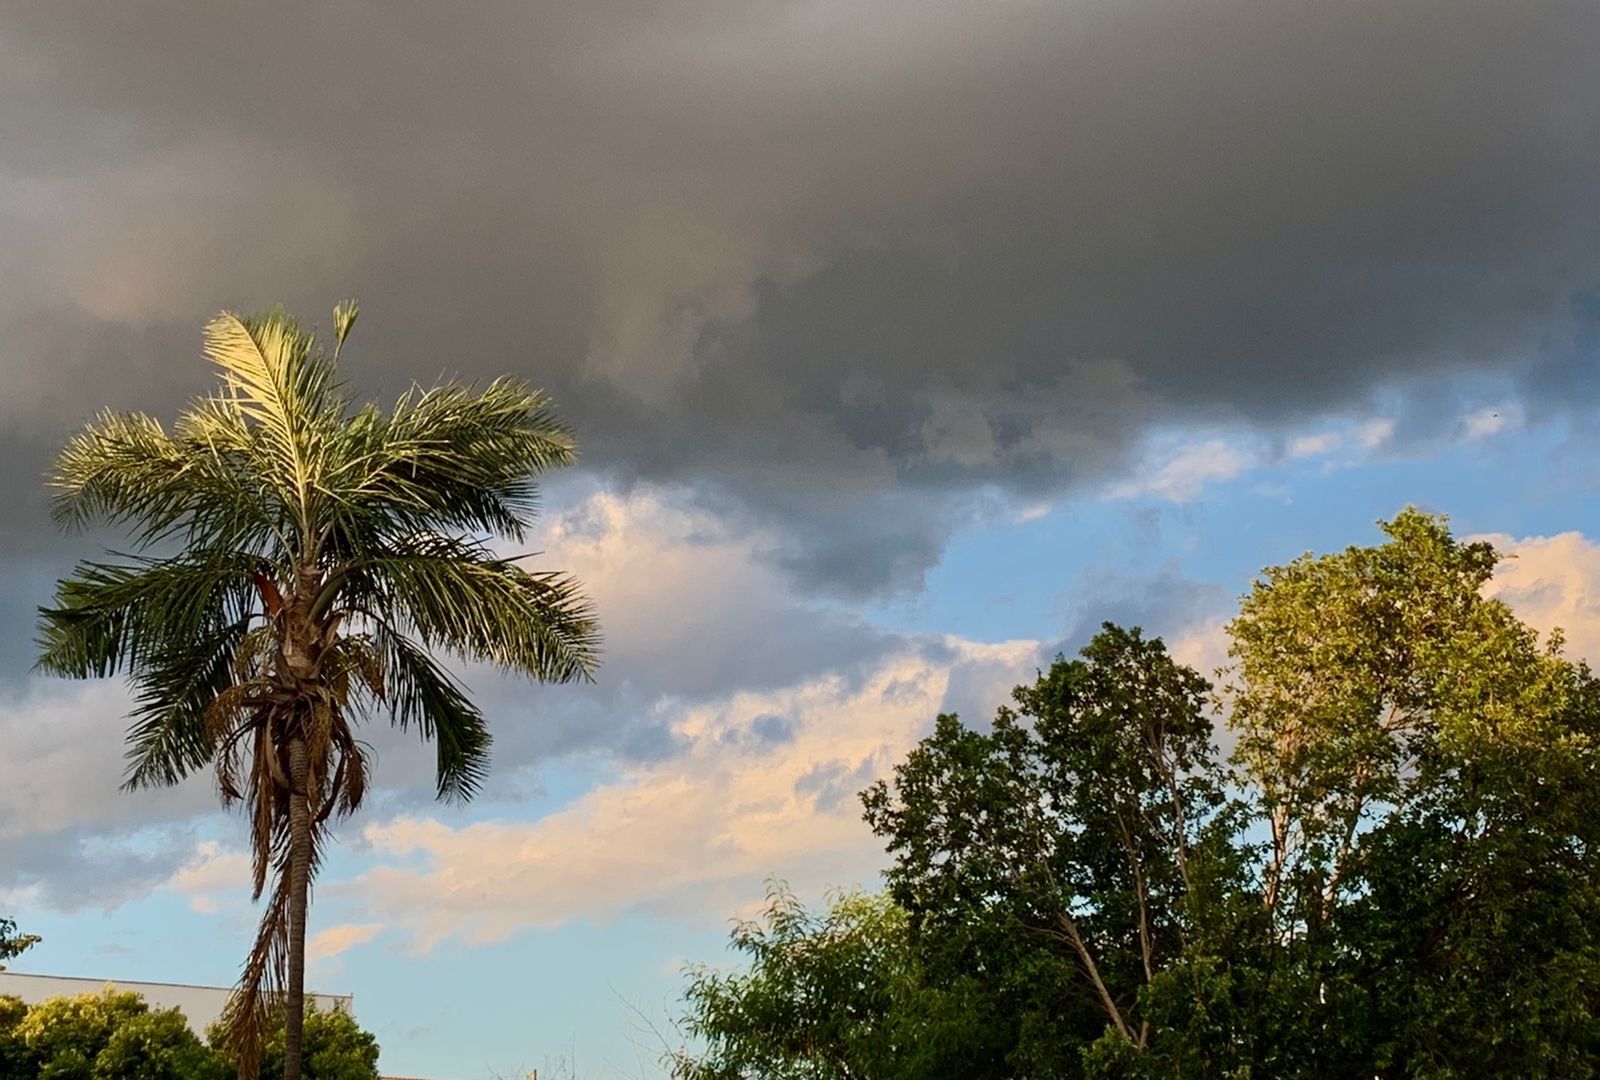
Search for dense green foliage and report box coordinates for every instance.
[208,1007,380,1080]
[678,511,1600,1078]
[675,885,1006,1079]
[0,990,380,1080]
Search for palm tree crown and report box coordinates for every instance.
[37,303,600,1077]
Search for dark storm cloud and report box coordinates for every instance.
[1,1,1596,593]
[1521,292,1600,423]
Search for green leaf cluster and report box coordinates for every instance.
[0,989,225,1080]
[0,990,381,1080]
[675,884,1007,1080]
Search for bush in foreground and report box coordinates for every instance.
[0,988,379,1079]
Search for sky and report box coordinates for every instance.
[2,1,1600,1076]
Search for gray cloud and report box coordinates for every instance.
[1052,560,1232,660]
[0,486,963,907]
[1520,293,1600,424]
[0,825,200,914]
[0,1,1596,592]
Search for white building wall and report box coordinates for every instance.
[0,972,352,1036]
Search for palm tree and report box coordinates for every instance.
[36,303,601,1080]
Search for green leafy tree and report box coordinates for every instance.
[1226,508,1572,940]
[9,988,227,1079]
[211,1004,380,1080]
[1226,509,1600,1076]
[0,917,40,972]
[15,988,148,1077]
[0,989,379,1080]
[863,625,1239,1070]
[674,882,1006,1079]
[0,995,33,1076]
[94,1008,231,1080]
[37,303,601,1079]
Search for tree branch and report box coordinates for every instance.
[1053,910,1137,1044]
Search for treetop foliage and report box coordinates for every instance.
[679,510,1600,1078]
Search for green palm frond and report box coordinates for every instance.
[321,378,575,546]
[47,410,284,552]
[377,629,493,802]
[202,309,347,537]
[332,299,359,357]
[348,532,600,682]
[36,553,261,679]
[123,616,256,789]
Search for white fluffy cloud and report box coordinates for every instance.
[311,486,1045,949]
[341,635,1034,951]
[1284,416,1395,462]
[165,842,253,916]
[449,485,920,783]
[307,923,383,962]
[1479,529,1600,664]
[78,486,1043,947]
[1100,406,1522,505]
[1287,432,1342,459]
[1108,438,1257,503]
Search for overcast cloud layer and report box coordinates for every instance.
[2,1,1599,590]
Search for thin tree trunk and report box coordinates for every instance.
[1054,911,1136,1044]
[1113,808,1156,987]
[285,734,312,1080]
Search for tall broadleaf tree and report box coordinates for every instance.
[36,303,601,1080]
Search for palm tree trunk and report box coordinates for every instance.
[285,733,312,1080]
